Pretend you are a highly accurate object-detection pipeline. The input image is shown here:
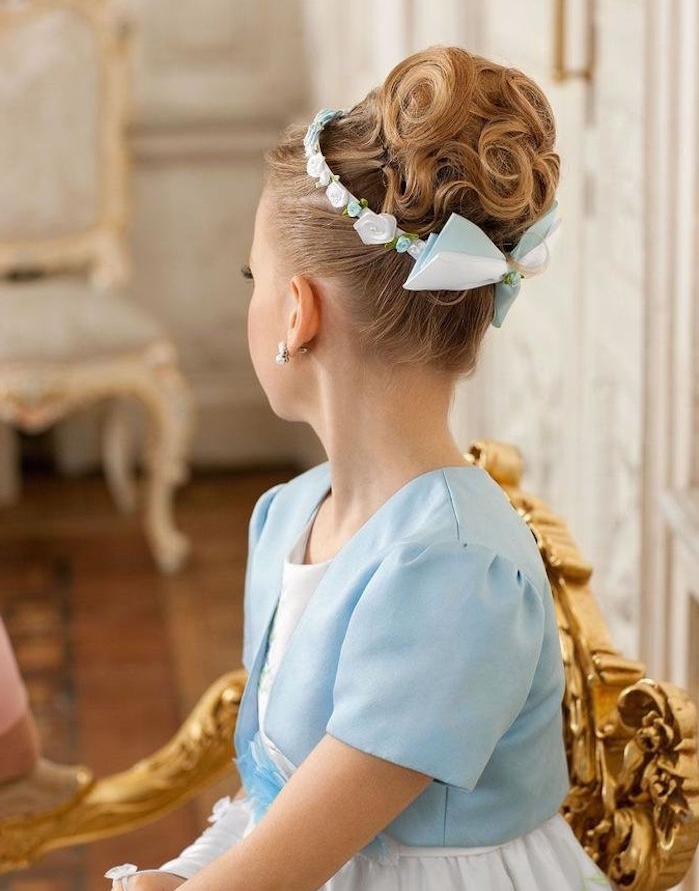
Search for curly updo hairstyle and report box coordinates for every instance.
[263,45,560,377]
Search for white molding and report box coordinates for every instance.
[671,0,698,489]
[640,0,699,680]
[662,488,699,563]
[640,0,673,677]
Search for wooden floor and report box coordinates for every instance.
[0,464,297,891]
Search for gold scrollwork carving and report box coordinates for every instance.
[468,440,699,891]
[0,671,245,874]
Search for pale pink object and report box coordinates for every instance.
[0,617,28,735]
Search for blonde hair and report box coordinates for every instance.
[263,45,560,376]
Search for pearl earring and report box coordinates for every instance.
[275,341,289,365]
[275,341,308,365]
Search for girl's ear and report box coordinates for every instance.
[287,273,321,351]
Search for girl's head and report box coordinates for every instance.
[247,46,559,420]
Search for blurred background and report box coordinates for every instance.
[0,0,697,888]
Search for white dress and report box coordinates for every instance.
[106,506,614,891]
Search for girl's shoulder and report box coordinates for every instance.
[252,460,549,597]
[437,464,548,592]
[251,461,547,591]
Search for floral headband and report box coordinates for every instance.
[303,107,563,327]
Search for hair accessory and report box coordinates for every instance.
[304,109,427,261]
[404,203,562,327]
[303,107,563,327]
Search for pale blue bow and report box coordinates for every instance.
[403,201,562,327]
[234,730,288,823]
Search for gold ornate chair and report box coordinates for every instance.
[0,441,697,889]
[0,0,194,573]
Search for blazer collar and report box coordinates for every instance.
[251,463,331,662]
[235,464,332,749]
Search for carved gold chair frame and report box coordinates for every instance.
[0,0,194,573]
[0,441,697,889]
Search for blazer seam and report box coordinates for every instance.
[441,470,461,539]
[464,540,544,600]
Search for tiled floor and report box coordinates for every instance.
[0,464,296,891]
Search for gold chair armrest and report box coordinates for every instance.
[0,669,247,874]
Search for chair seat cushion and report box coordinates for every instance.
[0,277,167,363]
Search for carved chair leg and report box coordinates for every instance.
[0,424,20,506]
[0,344,195,572]
[140,352,195,574]
[102,399,137,513]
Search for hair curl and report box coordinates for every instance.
[263,45,560,376]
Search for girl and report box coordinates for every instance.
[106,45,614,891]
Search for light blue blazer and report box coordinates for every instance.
[233,461,570,849]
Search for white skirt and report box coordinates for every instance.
[151,792,615,891]
[107,726,614,891]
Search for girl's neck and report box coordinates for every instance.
[301,366,469,562]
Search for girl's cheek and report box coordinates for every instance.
[247,291,262,366]
[247,289,273,384]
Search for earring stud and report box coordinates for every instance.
[275,341,289,365]
[275,341,308,365]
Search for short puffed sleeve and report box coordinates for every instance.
[325,540,546,791]
[241,482,285,671]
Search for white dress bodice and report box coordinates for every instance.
[257,504,331,743]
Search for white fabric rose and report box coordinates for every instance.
[326,180,350,208]
[407,239,426,259]
[306,152,326,177]
[353,210,397,245]
[317,165,332,186]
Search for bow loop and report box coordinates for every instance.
[403,201,562,327]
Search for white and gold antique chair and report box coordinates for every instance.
[0,0,194,573]
[0,441,697,889]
